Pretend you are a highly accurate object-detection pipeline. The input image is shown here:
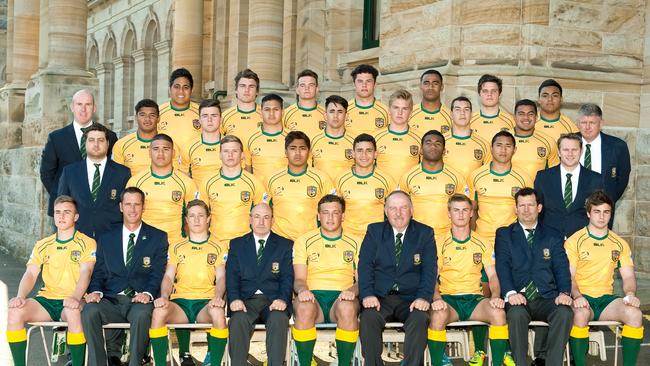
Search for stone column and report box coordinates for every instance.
[94,62,114,127]
[155,40,171,102]
[132,48,153,103]
[113,56,134,132]
[247,0,284,89]
[46,0,87,70]
[172,0,203,97]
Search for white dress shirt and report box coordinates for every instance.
[73,120,93,147]
[253,233,270,294]
[392,227,407,244]
[86,157,107,189]
[580,133,602,174]
[560,164,580,204]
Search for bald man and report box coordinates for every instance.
[40,89,118,217]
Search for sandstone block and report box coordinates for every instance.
[602,34,643,57]
[522,24,601,51]
[636,130,650,165]
[603,93,640,128]
[635,201,650,237]
[522,0,550,25]
[550,1,602,31]
[635,165,650,201]
[463,24,520,46]
[460,0,521,25]
[548,49,642,75]
[632,236,650,273]
[613,199,634,235]
[461,45,520,66]
[603,5,644,33]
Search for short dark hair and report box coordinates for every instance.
[199,99,221,115]
[420,69,443,83]
[120,186,145,203]
[450,96,472,111]
[220,135,243,151]
[492,130,516,147]
[297,69,319,86]
[83,123,110,140]
[514,99,538,115]
[285,131,311,150]
[585,190,613,213]
[54,195,77,209]
[538,79,563,96]
[325,95,348,110]
[353,133,376,150]
[557,132,582,150]
[514,187,539,205]
[135,99,159,115]
[234,68,260,92]
[152,133,174,146]
[447,193,472,210]
[477,74,503,94]
[169,68,194,89]
[261,93,284,107]
[186,199,211,216]
[421,130,445,147]
[351,64,379,82]
[318,194,346,213]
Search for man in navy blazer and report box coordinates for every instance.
[358,190,436,366]
[57,124,131,238]
[495,187,573,366]
[227,203,294,365]
[534,133,602,239]
[82,187,168,366]
[40,89,118,217]
[576,103,631,227]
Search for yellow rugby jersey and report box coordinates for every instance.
[513,130,560,179]
[443,131,492,181]
[267,167,335,241]
[27,231,96,300]
[399,164,468,236]
[169,236,229,300]
[158,101,201,146]
[408,104,453,137]
[200,170,265,240]
[311,131,355,181]
[468,164,533,245]
[536,114,578,144]
[469,110,515,142]
[112,132,181,175]
[437,231,493,295]
[345,99,389,137]
[283,103,326,139]
[565,227,634,298]
[293,228,360,291]
[179,136,222,186]
[221,104,263,143]
[374,129,421,183]
[335,168,396,238]
[245,128,288,184]
[127,169,199,245]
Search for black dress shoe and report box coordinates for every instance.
[141,354,153,365]
[108,355,123,366]
[531,358,546,366]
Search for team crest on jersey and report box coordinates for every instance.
[192,119,201,130]
[207,253,217,265]
[345,149,353,160]
[611,250,620,263]
[306,186,317,198]
[511,187,521,197]
[441,125,450,134]
[70,250,81,262]
[375,188,385,199]
[241,191,251,202]
[375,118,385,128]
[543,248,551,260]
[410,145,419,156]
[271,262,280,273]
[445,184,455,196]
[343,250,354,263]
[319,120,327,130]
[172,190,182,202]
[143,256,151,268]
[611,167,617,178]
[537,147,547,158]
[473,252,482,265]
[110,189,117,200]
[474,149,483,160]
[413,253,421,265]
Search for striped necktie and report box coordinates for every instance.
[124,233,136,297]
[80,126,90,159]
[257,239,265,265]
[523,228,539,300]
[394,233,403,265]
[584,144,592,170]
[564,173,573,208]
[526,228,535,248]
[91,163,101,201]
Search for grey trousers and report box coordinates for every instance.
[359,295,429,366]
[82,295,153,366]
[506,298,573,366]
[228,295,290,366]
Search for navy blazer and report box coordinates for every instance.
[358,219,437,303]
[40,123,118,216]
[534,165,602,239]
[226,232,294,306]
[57,159,131,238]
[597,132,631,204]
[88,222,168,300]
[495,222,571,300]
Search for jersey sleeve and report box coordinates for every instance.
[398,173,410,192]
[112,140,125,165]
[244,136,253,169]
[564,237,578,267]
[322,175,336,195]
[619,240,634,268]
[482,244,495,267]
[293,236,307,265]
[80,239,97,263]
[184,179,199,203]
[251,175,266,204]
[168,245,180,266]
[178,142,191,175]
[468,172,478,202]
[548,144,560,168]
[26,243,44,266]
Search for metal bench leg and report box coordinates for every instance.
[167,333,176,366]
[39,326,53,366]
[614,325,620,366]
